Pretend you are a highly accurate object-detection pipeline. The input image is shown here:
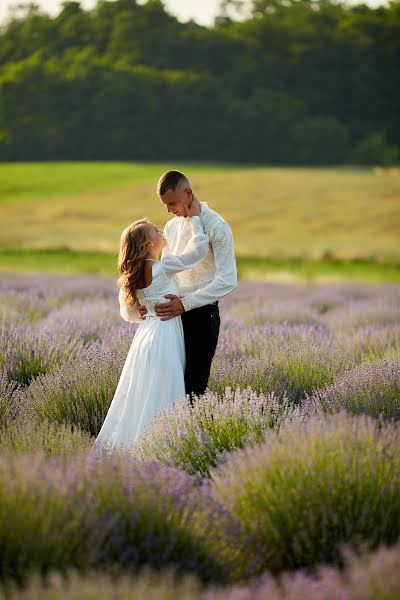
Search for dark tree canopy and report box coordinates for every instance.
[0,0,398,164]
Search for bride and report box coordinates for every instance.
[95,197,208,451]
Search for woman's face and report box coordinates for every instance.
[147,223,166,251]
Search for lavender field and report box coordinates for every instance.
[1,272,400,598]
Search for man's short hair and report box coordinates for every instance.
[157,170,191,196]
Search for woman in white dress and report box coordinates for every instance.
[95,198,208,451]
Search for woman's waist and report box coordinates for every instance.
[139,297,173,315]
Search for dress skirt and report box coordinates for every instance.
[96,315,186,451]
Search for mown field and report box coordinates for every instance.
[1,162,399,281]
[1,272,400,597]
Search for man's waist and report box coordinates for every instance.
[178,280,213,296]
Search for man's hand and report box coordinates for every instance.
[136,300,148,320]
[155,294,185,321]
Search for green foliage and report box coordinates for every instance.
[0,0,399,164]
[0,418,93,456]
[0,568,202,600]
[0,450,228,585]
[0,373,19,427]
[0,249,399,282]
[211,412,400,575]
[134,388,294,477]
[311,359,400,420]
[3,545,400,599]
[354,132,400,167]
[23,347,125,436]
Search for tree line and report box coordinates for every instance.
[0,0,399,164]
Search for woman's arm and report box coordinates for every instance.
[118,288,142,323]
[160,198,209,275]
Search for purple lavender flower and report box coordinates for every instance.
[309,358,400,420]
[210,411,400,576]
[0,449,234,584]
[134,387,294,477]
[0,369,21,425]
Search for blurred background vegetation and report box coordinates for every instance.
[0,0,399,165]
[0,0,399,281]
[0,161,399,281]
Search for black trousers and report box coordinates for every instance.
[181,302,220,405]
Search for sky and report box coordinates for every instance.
[0,0,386,28]
[0,0,220,26]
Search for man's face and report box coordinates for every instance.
[159,188,192,217]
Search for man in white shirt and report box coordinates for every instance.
[147,169,237,404]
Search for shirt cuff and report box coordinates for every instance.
[181,294,198,312]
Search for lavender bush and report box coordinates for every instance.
[0,567,202,600]
[321,297,400,332]
[210,411,400,576]
[98,322,137,355]
[0,418,93,456]
[3,543,400,599]
[133,387,294,476]
[1,272,399,462]
[21,344,126,436]
[0,272,117,304]
[0,371,20,426]
[0,289,54,323]
[338,323,400,363]
[0,450,235,584]
[0,323,83,385]
[207,543,400,600]
[210,324,354,402]
[37,298,124,345]
[1,273,400,591]
[310,359,400,420]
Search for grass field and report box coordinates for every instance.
[1,162,399,280]
[0,248,399,282]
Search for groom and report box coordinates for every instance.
[140,169,237,404]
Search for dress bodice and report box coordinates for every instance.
[118,216,210,324]
[135,262,179,317]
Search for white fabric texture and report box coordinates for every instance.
[95,216,209,450]
[162,202,237,312]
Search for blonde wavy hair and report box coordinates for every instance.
[117,218,151,308]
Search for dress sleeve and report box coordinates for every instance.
[119,288,141,323]
[160,216,209,275]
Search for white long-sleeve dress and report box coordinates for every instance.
[95,216,209,451]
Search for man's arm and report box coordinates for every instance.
[181,220,237,312]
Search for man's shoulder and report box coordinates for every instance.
[201,206,226,225]
[201,204,229,228]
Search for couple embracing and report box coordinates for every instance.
[96,170,237,451]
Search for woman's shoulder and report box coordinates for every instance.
[137,260,165,291]
[143,259,155,287]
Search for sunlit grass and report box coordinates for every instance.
[0,249,399,282]
[0,162,235,205]
[0,163,399,261]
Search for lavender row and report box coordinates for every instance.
[3,543,400,600]
[0,413,399,585]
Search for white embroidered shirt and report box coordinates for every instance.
[162,202,237,312]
